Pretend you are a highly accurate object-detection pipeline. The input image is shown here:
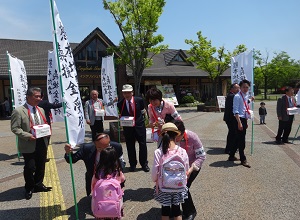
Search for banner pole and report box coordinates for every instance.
[49,1,79,219]
[6,51,21,161]
[251,49,255,155]
[112,54,121,143]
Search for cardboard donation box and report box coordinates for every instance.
[287,107,300,115]
[33,124,51,138]
[120,116,135,127]
[95,109,105,117]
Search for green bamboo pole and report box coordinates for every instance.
[251,49,255,155]
[49,1,79,219]
[6,51,21,161]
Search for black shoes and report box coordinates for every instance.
[25,190,33,200]
[184,211,197,220]
[129,166,136,172]
[228,156,239,161]
[142,165,150,172]
[241,160,251,168]
[34,184,52,192]
[283,140,293,144]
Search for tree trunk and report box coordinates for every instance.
[264,75,268,99]
[133,73,142,97]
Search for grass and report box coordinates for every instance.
[255,94,281,101]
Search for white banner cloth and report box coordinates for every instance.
[47,50,64,122]
[231,51,253,94]
[50,0,85,147]
[101,55,118,117]
[8,53,28,108]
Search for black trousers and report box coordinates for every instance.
[90,120,104,141]
[225,120,237,153]
[22,138,47,191]
[182,169,200,216]
[123,125,148,167]
[230,118,247,162]
[276,116,294,142]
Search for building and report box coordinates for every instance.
[0,27,230,106]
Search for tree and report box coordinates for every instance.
[103,0,168,96]
[185,31,246,97]
[254,49,271,99]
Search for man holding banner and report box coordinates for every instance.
[11,87,52,200]
[230,80,253,168]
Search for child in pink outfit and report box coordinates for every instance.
[151,123,189,220]
[91,147,125,220]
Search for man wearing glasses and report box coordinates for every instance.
[64,133,125,196]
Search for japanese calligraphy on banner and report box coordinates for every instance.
[101,55,118,117]
[231,51,253,86]
[7,53,28,108]
[47,50,63,122]
[50,0,85,147]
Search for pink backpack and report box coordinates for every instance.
[159,146,187,192]
[92,175,123,218]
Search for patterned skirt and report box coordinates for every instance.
[153,186,188,206]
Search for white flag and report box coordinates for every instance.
[50,0,85,147]
[231,51,253,87]
[47,50,64,122]
[8,53,28,108]
[101,55,118,117]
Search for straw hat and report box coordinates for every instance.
[160,122,181,136]
[122,84,133,92]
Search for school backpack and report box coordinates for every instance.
[91,175,123,218]
[159,146,187,192]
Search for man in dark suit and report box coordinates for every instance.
[11,87,52,200]
[223,83,240,154]
[38,91,62,126]
[64,133,125,196]
[117,84,149,172]
[276,86,296,144]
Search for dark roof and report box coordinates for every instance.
[127,49,209,77]
[73,27,117,55]
[0,39,78,77]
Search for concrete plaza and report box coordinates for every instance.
[1,100,300,220]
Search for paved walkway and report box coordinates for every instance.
[1,101,300,219]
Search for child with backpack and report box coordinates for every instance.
[91,147,125,220]
[151,123,189,220]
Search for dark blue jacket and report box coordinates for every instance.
[64,141,124,196]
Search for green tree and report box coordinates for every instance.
[185,31,247,97]
[254,49,271,99]
[103,0,168,96]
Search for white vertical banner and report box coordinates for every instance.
[47,50,64,122]
[231,50,253,91]
[101,55,118,117]
[51,0,85,147]
[8,53,28,108]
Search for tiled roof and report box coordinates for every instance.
[0,39,78,77]
[128,49,210,77]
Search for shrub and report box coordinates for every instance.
[181,95,195,103]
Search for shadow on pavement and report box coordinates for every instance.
[123,187,153,202]
[262,141,280,145]
[0,207,40,220]
[66,196,92,220]
[0,153,19,161]
[137,207,161,220]
[206,147,226,155]
[0,186,25,201]
[209,160,240,168]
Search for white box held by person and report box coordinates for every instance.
[287,107,300,115]
[120,116,135,127]
[33,124,51,138]
[95,109,105,117]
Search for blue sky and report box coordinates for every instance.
[1,0,299,61]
